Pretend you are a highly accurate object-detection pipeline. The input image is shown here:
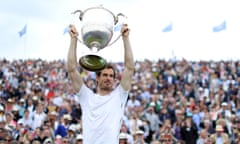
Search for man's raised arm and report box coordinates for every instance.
[120,24,134,91]
[67,24,83,92]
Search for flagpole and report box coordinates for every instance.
[24,34,27,60]
[18,24,27,60]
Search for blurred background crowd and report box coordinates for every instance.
[0,58,240,144]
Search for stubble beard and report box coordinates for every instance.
[99,82,113,92]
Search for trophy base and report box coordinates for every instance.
[79,54,107,72]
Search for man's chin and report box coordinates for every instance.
[101,86,112,91]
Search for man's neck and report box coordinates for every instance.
[97,88,112,96]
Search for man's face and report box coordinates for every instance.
[216,131,222,136]
[76,140,83,144]
[119,139,127,144]
[97,68,115,91]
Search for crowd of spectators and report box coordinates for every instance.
[0,58,240,144]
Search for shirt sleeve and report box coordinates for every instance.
[117,85,129,109]
[77,84,93,107]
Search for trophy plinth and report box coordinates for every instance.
[72,5,126,72]
[79,47,107,72]
[79,54,107,72]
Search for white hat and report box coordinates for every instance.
[215,125,224,131]
[133,85,138,90]
[0,105,4,111]
[12,105,20,111]
[49,111,58,116]
[135,130,144,135]
[56,135,62,139]
[19,98,25,103]
[175,109,182,114]
[36,82,40,86]
[68,124,75,132]
[43,138,53,144]
[17,119,23,125]
[204,119,210,124]
[76,134,83,140]
[63,114,72,120]
[221,102,228,106]
[7,98,13,103]
[198,87,203,91]
[150,102,156,107]
[32,96,38,101]
[74,123,81,131]
[119,132,127,139]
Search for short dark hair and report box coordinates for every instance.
[96,64,116,78]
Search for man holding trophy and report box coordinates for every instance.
[67,6,134,144]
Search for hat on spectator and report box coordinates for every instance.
[43,138,53,144]
[63,114,72,120]
[215,125,224,132]
[203,119,210,124]
[176,91,181,95]
[133,85,138,90]
[17,119,23,125]
[68,124,75,132]
[7,98,13,103]
[221,102,228,106]
[150,102,156,107]
[0,105,4,111]
[119,132,127,140]
[56,135,62,139]
[186,112,193,117]
[135,130,144,135]
[39,77,44,83]
[19,98,25,103]
[198,87,203,91]
[12,105,20,111]
[74,123,82,131]
[32,96,38,101]
[34,74,38,79]
[76,134,83,140]
[36,82,41,86]
[49,111,58,116]
[175,109,182,115]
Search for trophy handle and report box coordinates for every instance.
[114,13,127,25]
[71,10,85,44]
[71,10,84,21]
[107,13,127,47]
[107,34,121,47]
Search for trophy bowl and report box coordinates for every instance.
[72,5,126,72]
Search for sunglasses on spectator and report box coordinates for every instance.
[5,139,11,142]
[160,139,172,143]
[63,140,70,143]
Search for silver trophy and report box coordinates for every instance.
[72,5,126,72]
